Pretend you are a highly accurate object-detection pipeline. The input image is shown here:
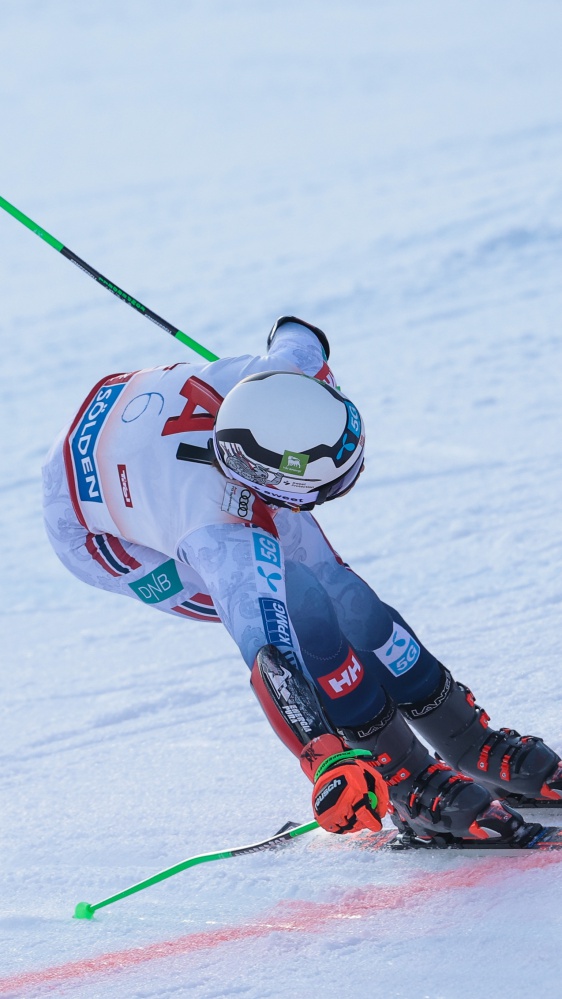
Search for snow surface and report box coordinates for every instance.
[1,1,562,996]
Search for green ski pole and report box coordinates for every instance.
[74,820,319,919]
[0,195,218,362]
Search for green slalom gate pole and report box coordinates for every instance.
[74,820,319,919]
[0,195,219,362]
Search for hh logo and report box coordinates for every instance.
[318,651,364,699]
[118,464,133,507]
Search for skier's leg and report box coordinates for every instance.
[280,535,526,842]
[42,448,221,622]
[284,558,388,727]
[278,510,559,819]
[276,509,442,704]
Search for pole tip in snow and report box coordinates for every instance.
[74,901,95,920]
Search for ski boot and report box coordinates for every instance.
[338,696,532,846]
[402,666,562,809]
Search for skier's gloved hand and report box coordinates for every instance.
[300,733,389,834]
[267,315,330,360]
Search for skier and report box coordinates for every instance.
[43,316,561,846]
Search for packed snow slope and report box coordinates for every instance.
[1,1,562,996]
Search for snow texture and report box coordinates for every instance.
[1,1,561,996]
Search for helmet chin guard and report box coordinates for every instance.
[213,371,365,510]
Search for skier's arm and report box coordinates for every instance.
[178,522,388,834]
[177,521,303,670]
[265,316,337,386]
[251,643,388,833]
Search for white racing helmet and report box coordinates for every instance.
[213,371,365,510]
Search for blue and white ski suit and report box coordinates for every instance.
[43,324,441,729]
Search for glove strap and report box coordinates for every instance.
[314,748,374,782]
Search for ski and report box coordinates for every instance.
[361,823,562,851]
[503,795,562,811]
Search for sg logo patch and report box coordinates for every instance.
[374,624,421,677]
[252,530,283,594]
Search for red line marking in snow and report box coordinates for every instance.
[0,851,559,995]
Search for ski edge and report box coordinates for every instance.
[362,824,562,851]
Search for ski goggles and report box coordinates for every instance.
[314,451,365,505]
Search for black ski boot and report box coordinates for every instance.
[338,697,529,845]
[402,666,562,808]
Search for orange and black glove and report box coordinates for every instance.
[300,733,389,834]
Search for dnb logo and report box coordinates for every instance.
[129,559,183,605]
[252,530,283,593]
[375,623,421,677]
[259,598,293,649]
[318,649,364,699]
[71,383,126,502]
